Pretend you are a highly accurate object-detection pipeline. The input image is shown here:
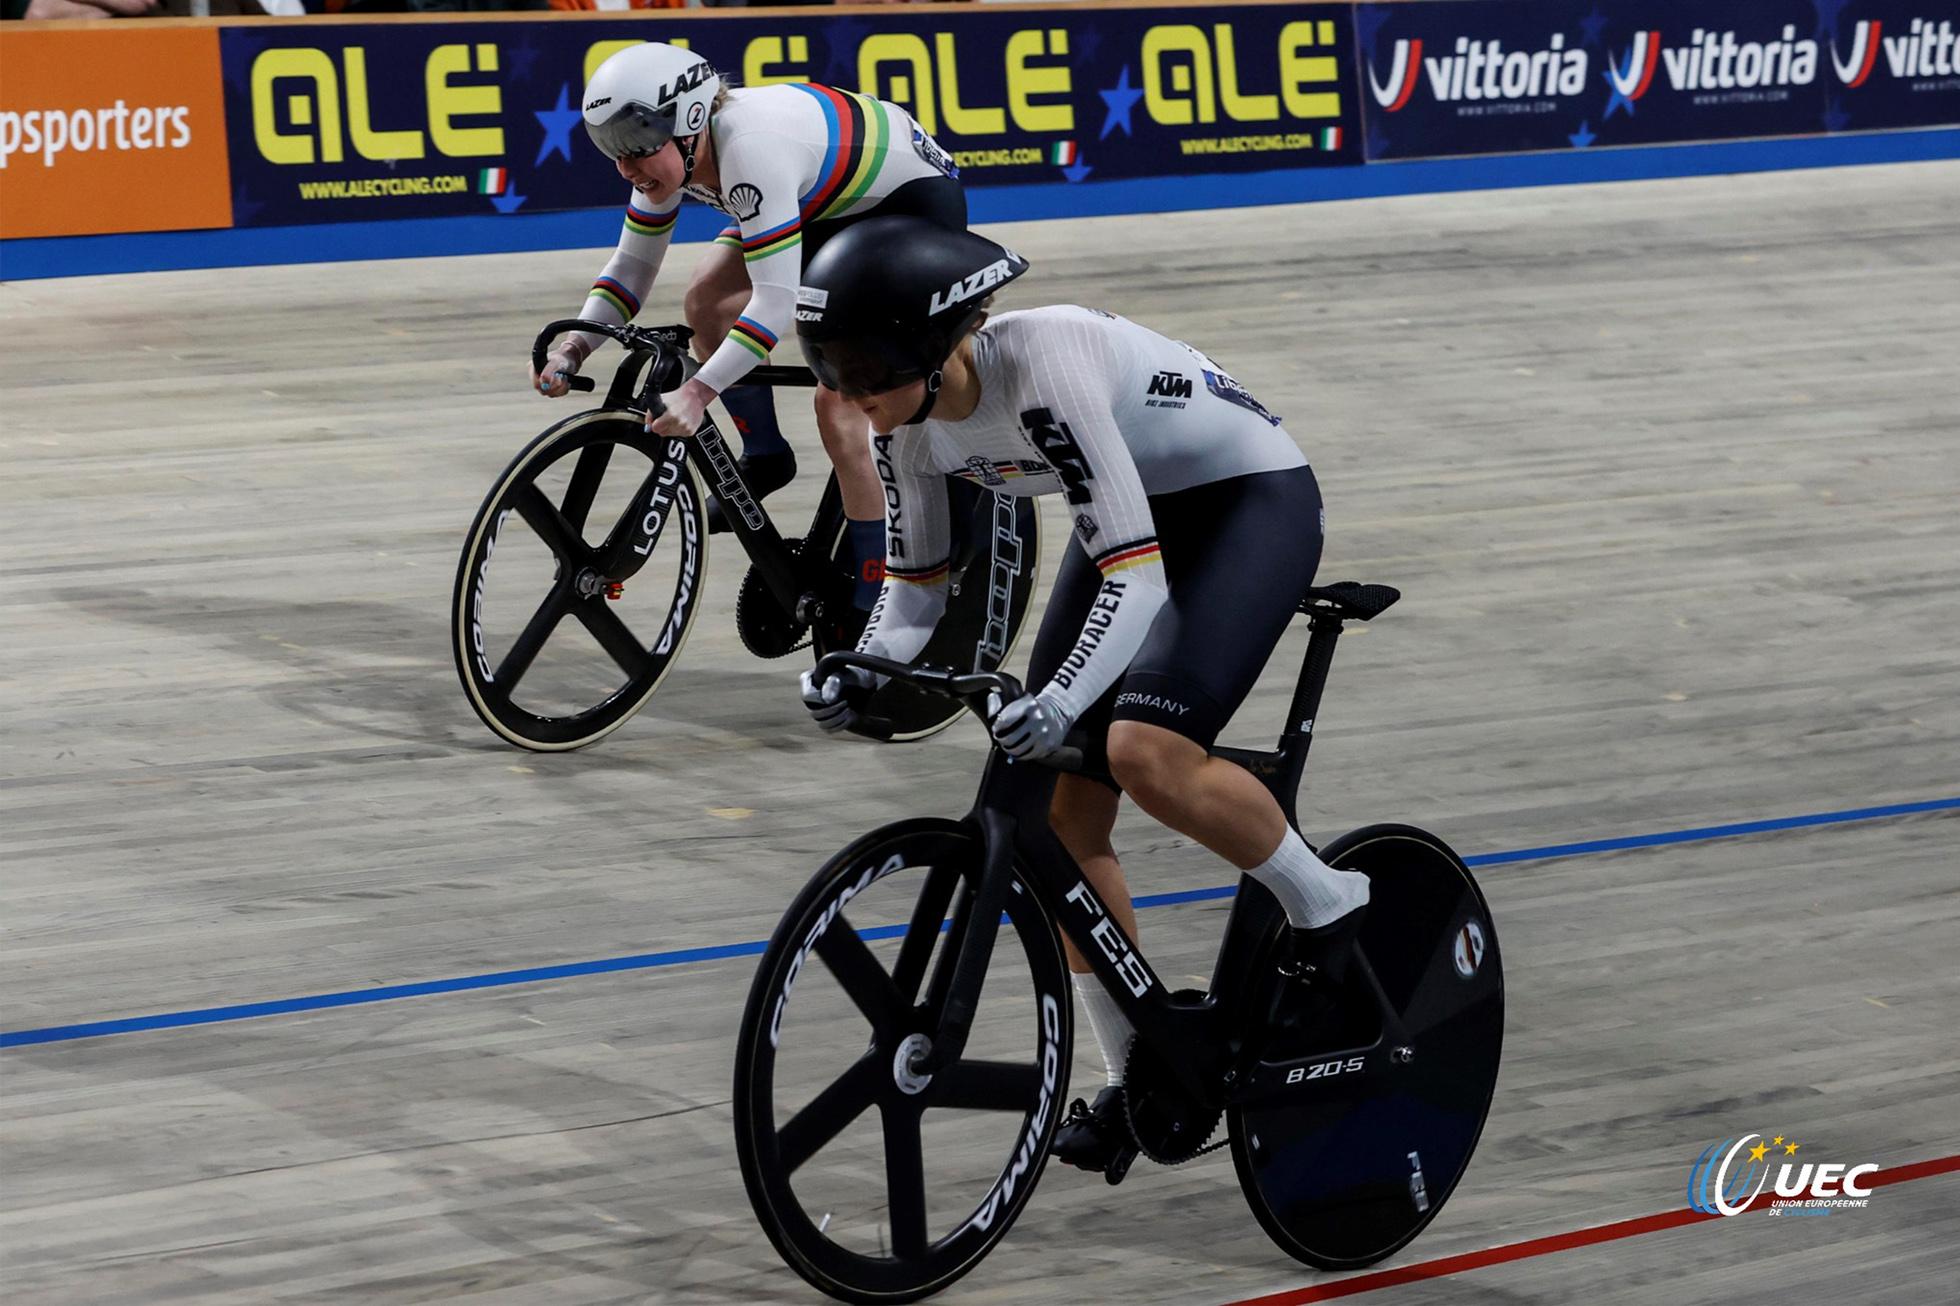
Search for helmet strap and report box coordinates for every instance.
[676,134,699,185]
[902,369,943,427]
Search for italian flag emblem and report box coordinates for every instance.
[1320,127,1343,151]
[1050,141,1078,166]
[478,168,509,195]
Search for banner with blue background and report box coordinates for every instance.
[220,4,1360,230]
[1355,0,1960,160]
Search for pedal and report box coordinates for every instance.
[1103,1144,1138,1186]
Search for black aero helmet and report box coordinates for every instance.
[796,217,1029,407]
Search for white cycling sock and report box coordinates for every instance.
[1072,971,1135,1087]
[1249,830,1370,929]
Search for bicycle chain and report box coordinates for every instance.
[735,538,812,658]
[1121,997,1227,1166]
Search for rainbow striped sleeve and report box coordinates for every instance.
[590,276,641,320]
[885,558,951,586]
[1092,538,1162,575]
[741,216,802,264]
[728,315,778,361]
[714,223,743,250]
[624,202,677,239]
[791,83,896,223]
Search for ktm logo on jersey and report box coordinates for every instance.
[1020,407,1093,506]
[1146,371,1193,399]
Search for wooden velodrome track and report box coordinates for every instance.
[4,160,1958,1305]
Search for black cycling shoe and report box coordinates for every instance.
[1051,1085,1138,1184]
[705,449,797,534]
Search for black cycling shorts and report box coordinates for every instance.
[1026,464,1324,783]
[801,175,967,268]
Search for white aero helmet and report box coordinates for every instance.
[582,43,721,168]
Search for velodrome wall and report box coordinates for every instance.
[2,0,1956,279]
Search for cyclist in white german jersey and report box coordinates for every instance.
[793,218,1374,1174]
[532,43,965,614]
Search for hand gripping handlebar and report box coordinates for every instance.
[812,651,1085,772]
[531,319,694,402]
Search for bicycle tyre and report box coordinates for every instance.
[452,410,709,751]
[734,819,1071,1303]
[1230,823,1503,1270]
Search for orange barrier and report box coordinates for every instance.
[0,25,233,240]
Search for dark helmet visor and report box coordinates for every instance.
[801,335,926,399]
[585,101,679,161]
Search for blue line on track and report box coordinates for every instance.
[5,795,1955,1050]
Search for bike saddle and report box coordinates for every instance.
[1299,581,1401,620]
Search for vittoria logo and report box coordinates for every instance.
[1370,35,1589,111]
[1606,30,1663,107]
[1833,21,1885,87]
[1833,18,1959,85]
[1369,38,1423,111]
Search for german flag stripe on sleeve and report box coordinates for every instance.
[590,276,641,319]
[790,83,894,222]
[741,216,802,263]
[886,558,952,585]
[625,204,676,238]
[1092,539,1161,575]
[729,316,777,360]
[713,224,743,249]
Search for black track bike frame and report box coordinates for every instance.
[818,597,1377,1109]
[534,319,823,619]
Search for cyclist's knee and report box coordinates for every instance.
[1106,721,1203,812]
[1050,774,1118,858]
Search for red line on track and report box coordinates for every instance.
[1219,1153,1960,1306]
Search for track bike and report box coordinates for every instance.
[450,320,1042,751]
[732,582,1504,1302]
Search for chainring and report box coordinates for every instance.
[736,538,811,658]
[1123,991,1225,1165]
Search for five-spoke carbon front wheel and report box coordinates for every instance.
[734,819,1071,1303]
[452,411,709,750]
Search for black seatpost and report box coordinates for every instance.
[1268,611,1345,828]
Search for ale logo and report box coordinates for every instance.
[1831,21,1884,87]
[1606,30,1663,104]
[1368,38,1423,112]
[1687,1134,1878,1217]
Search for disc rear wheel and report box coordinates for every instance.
[1230,824,1503,1270]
